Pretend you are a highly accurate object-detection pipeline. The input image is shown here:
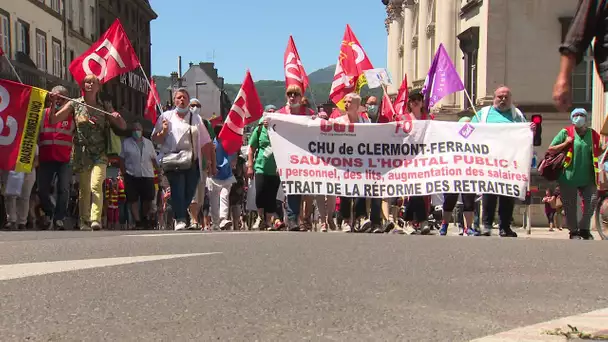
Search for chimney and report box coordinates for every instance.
[178,56,182,78]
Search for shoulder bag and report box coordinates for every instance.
[160,112,195,172]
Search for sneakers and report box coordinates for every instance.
[219,219,232,230]
[252,217,262,230]
[371,224,384,233]
[3,222,15,230]
[40,216,52,230]
[80,223,92,231]
[174,220,187,231]
[579,230,594,240]
[342,222,352,232]
[54,220,65,231]
[467,227,480,236]
[91,221,102,231]
[358,219,372,233]
[439,223,448,236]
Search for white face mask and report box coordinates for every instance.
[190,107,201,116]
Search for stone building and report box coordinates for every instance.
[98,0,157,120]
[383,0,602,226]
[0,0,97,95]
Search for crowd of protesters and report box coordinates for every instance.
[0,73,598,240]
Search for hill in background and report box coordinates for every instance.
[153,64,382,108]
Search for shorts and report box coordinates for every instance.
[107,207,119,223]
[125,174,155,203]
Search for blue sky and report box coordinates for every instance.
[149,0,388,84]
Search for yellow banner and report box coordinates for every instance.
[15,87,47,173]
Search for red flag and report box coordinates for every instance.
[69,19,140,85]
[0,46,4,57]
[0,79,47,172]
[329,25,374,109]
[378,91,396,123]
[284,36,309,91]
[209,115,223,127]
[393,73,409,116]
[145,77,160,125]
[218,70,263,155]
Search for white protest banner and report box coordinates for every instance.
[266,114,533,200]
[363,68,392,89]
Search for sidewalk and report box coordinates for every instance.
[442,226,601,240]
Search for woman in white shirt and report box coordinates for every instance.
[152,88,215,231]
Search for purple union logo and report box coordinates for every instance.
[459,123,475,139]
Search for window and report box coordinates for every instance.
[67,0,74,27]
[560,17,592,104]
[51,0,61,12]
[0,12,9,57]
[90,6,95,38]
[17,20,30,56]
[572,50,593,103]
[78,0,84,31]
[36,31,46,71]
[52,39,61,77]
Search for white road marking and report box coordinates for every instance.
[472,307,608,341]
[0,253,221,281]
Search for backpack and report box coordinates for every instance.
[538,127,574,181]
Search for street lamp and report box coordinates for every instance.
[195,81,207,99]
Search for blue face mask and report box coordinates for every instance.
[132,130,142,139]
[55,104,62,110]
[176,106,189,114]
[572,115,586,128]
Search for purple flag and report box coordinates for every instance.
[421,43,465,110]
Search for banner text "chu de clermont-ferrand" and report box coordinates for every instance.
[266,114,533,200]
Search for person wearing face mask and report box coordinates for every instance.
[37,85,74,230]
[119,121,158,229]
[365,96,379,122]
[152,88,215,231]
[548,108,602,240]
[188,98,216,230]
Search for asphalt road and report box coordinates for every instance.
[0,231,606,341]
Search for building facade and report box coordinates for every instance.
[0,0,86,95]
[384,0,596,225]
[98,0,157,122]
[385,0,592,148]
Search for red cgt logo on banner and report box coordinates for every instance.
[0,79,47,172]
[69,19,140,85]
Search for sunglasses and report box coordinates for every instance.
[286,92,301,97]
[190,104,201,108]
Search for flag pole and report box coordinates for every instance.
[138,65,163,114]
[2,55,23,83]
[305,84,319,112]
[463,88,480,121]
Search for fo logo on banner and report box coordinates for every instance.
[82,39,127,82]
[0,85,18,146]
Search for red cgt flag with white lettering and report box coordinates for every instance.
[218,70,263,155]
[69,19,140,85]
[284,36,309,92]
[145,77,160,125]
